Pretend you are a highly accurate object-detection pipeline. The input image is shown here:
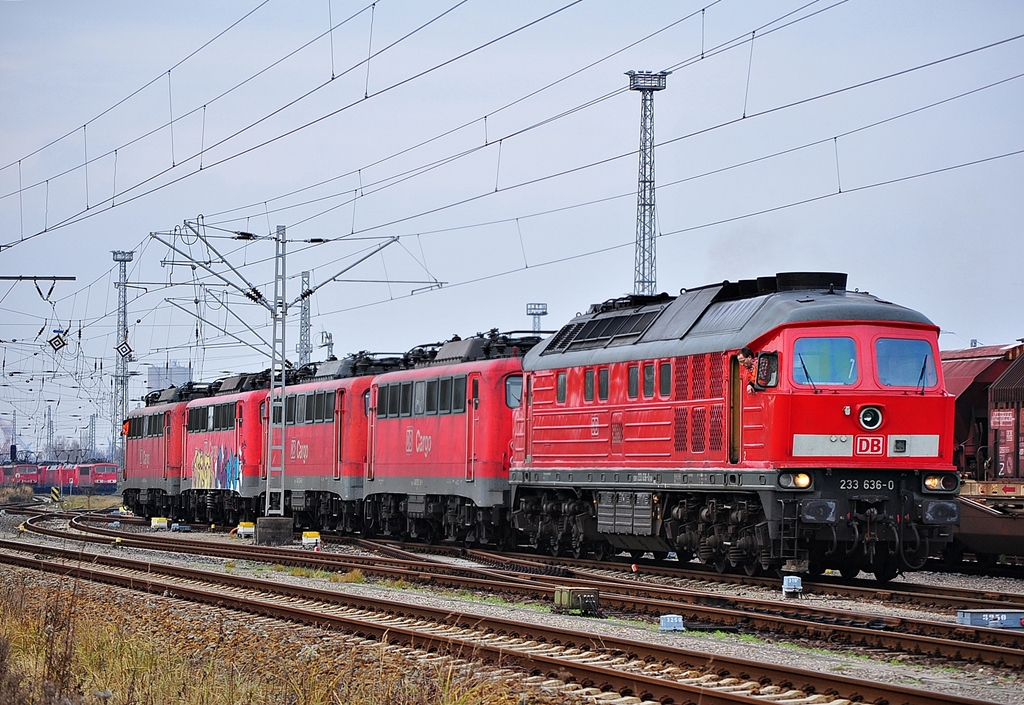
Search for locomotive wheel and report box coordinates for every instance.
[592,541,611,561]
[549,539,565,557]
[839,565,860,580]
[652,551,669,562]
[713,556,730,574]
[872,555,899,583]
[629,549,646,560]
[743,560,761,576]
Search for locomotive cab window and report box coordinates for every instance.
[792,337,857,386]
[756,352,780,388]
[506,375,523,408]
[875,338,938,388]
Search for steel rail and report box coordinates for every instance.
[0,541,997,705]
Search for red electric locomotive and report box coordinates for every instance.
[122,354,404,526]
[510,272,960,580]
[364,332,540,544]
[123,382,210,518]
[262,354,404,531]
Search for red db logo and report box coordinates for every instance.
[855,436,884,455]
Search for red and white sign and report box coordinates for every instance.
[855,436,884,456]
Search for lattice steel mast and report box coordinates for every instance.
[627,70,669,296]
[266,226,288,516]
[296,271,312,366]
[111,250,134,468]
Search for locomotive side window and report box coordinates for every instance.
[452,376,467,413]
[304,394,316,424]
[598,368,609,401]
[187,407,207,432]
[584,370,594,402]
[659,361,672,397]
[793,337,858,386]
[643,363,655,398]
[376,386,389,418]
[425,379,438,414]
[388,383,401,417]
[756,352,780,388]
[286,395,296,424]
[628,365,639,399]
[556,372,567,404]
[413,381,426,415]
[875,339,938,387]
[314,391,328,422]
[399,382,413,417]
[506,375,523,408]
[438,378,452,414]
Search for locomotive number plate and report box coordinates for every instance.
[839,478,895,491]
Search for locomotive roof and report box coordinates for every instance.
[525,272,934,371]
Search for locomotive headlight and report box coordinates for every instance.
[858,406,883,431]
[924,474,958,492]
[779,473,812,489]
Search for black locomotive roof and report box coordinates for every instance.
[525,272,933,371]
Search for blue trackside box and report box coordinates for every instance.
[659,614,686,631]
[956,610,1024,630]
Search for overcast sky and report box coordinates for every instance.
[1,0,1022,453]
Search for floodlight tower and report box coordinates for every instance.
[111,249,134,470]
[296,271,312,366]
[627,70,669,296]
[526,303,548,333]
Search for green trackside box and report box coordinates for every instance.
[553,587,601,617]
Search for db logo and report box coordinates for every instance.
[855,436,884,455]
[406,427,414,453]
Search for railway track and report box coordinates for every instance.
[18,514,1024,670]
[0,538,999,705]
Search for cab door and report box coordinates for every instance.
[466,375,481,481]
[334,389,344,480]
[729,357,741,464]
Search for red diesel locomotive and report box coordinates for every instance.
[509,272,959,580]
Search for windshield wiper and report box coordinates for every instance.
[917,354,929,395]
[798,353,819,393]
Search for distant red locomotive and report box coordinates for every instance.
[81,462,119,494]
[3,463,40,488]
[364,334,537,544]
[510,272,959,580]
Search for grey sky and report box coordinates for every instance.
[1,0,1022,452]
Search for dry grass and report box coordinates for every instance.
[330,569,366,584]
[0,568,570,705]
[0,486,37,504]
